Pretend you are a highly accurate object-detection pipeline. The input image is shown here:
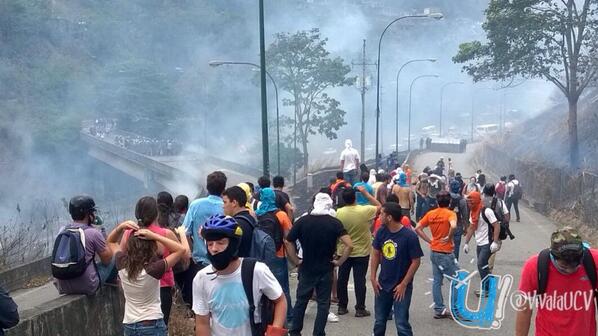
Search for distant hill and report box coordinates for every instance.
[497,90,598,171]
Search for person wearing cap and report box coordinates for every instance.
[193,215,287,336]
[516,226,598,336]
[54,195,115,295]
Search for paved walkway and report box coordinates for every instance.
[292,146,555,335]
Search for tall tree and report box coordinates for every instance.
[267,29,353,173]
[453,0,598,167]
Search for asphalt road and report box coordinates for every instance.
[290,145,555,335]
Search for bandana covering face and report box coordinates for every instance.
[345,139,353,149]
[237,183,253,209]
[255,188,278,216]
[310,193,336,217]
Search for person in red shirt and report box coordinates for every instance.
[516,226,598,336]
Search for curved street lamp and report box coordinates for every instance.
[408,74,439,151]
[394,58,437,154]
[375,10,443,168]
[209,60,281,176]
[439,81,464,137]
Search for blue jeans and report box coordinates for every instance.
[373,285,414,336]
[476,244,492,293]
[430,251,459,314]
[290,269,332,336]
[97,256,117,284]
[123,319,167,336]
[343,169,357,186]
[453,226,463,261]
[415,194,429,221]
[270,256,293,323]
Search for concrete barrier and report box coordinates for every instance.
[7,286,125,336]
[0,257,51,292]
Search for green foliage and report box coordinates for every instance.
[266,28,353,173]
[453,0,598,166]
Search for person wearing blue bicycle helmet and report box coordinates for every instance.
[193,215,288,336]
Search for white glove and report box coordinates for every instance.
[463,244,469,254]
[490,241,501,253]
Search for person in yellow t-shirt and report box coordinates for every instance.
[335,186,381,318]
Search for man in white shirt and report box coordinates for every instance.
[506,174,521,222]
[462,183,509,297]
[340,139,360,185]
[193,215,287,336]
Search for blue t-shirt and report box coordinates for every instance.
[373,225,424,291]
[353,182,374,205]
[183,195,224,264]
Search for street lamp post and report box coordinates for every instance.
[258,0,269,176]
[209,61,281,176]
[408,74,439,151]
[439,81,464,137]
[394,58,436,154]
[375,10,443,169]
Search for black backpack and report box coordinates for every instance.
[51,227,90,280]
[256,211,284,252]
[481,197,515,241]
[537,249,598,305]
[236,212,277,267]
[333,182,351,209]
[241,258,275,336]
[512,182,523,200]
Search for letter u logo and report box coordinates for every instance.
[449,270,513,330]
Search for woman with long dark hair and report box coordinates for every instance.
[107,198,186,336]
[119,196,189,327]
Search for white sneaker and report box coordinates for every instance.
[327,312,339,323]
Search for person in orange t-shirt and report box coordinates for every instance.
[415,191,458,319]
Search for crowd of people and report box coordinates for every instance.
[114,135,183,157]
[2,137,597,336]
[86,118,184,157]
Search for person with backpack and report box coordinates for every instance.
[495,176,507,200]
[119,196,188,325]
[223,186,276,266]
[182,171,227,307]
[0,286,19,336]
[107,213,186,336]
[462,176,480,196]
[53,195,115,295]
[506,174,522,222]
[285,193,353,336]
[224,186,256,258]
[462,184,509,297]
[331,172,352,209]
[449,180,469,260]
[193,215,288,336]
[516,227,598,336]
[371,202,424,336]
[336,186,381,318]
[256,187,293,325]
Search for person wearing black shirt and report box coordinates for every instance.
[285,193,353,336]
[273,175,294,221]
[0,286,19,336]
[222,186,255,257]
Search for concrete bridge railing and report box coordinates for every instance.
[1,258,125,336]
